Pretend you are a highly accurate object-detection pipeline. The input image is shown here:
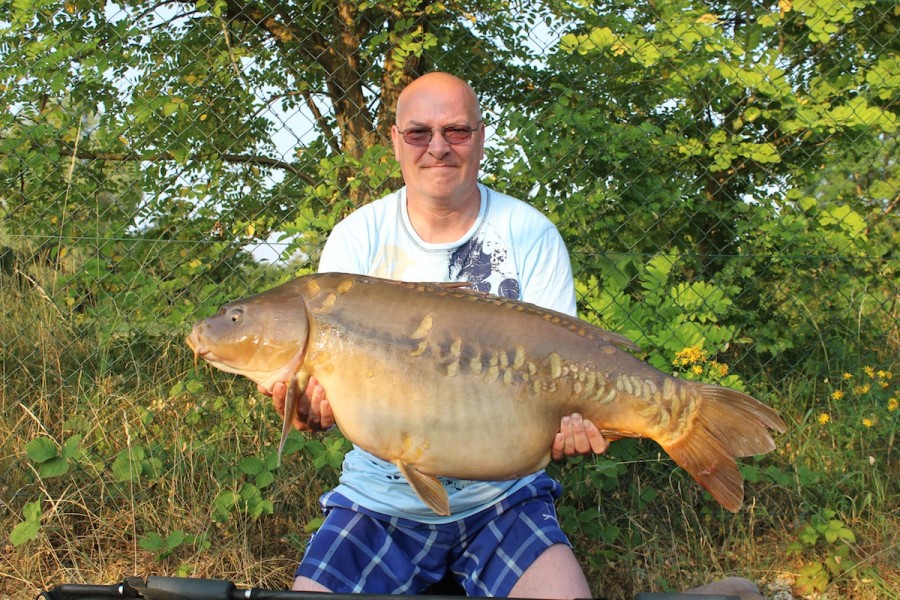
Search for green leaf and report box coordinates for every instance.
[303,516,324,534]
[166,530,186,549]
[10,519,41,547]
[239,456,265,476]
[139,531,166,551]
[61,434,82,459]
[255,470,275,489]
[10,501,42,547]
[38,456,70,478]
[25,437,58,463]
[798,525,819,546]
[214,490,239,512]
[23,501,42,521]
[112,448,145,481]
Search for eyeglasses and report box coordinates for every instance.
[396,120,483,146]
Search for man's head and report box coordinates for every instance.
[391,72,485,206]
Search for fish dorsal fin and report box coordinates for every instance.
[277,370,310,466]
[432,281,474,291]
[395,460,450,516]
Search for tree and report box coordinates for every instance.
[1,0,895,376]
[485,0,897,375]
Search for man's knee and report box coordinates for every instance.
[292,576,332,592]
[683,577,765,600]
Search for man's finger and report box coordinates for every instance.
[270,381,287,417]
[570,414,591,454]
[584,419,609,455]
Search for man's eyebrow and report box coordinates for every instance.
[400,120,471,128]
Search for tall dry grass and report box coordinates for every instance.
[2,271,897,600]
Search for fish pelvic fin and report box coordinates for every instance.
[277,370,311,466]
[396,460,450,517]
[662,384,787,513]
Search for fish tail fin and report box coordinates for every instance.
[661,384,786,512]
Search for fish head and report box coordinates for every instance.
[186,285,309,388]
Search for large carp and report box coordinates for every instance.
[186,272,785,516]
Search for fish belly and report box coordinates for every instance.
[313,343,563,480]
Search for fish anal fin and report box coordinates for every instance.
[598,428,643,442]
[396,461,450,516]
[277,370,310,466]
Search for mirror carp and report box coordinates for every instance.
[187,273,786,516]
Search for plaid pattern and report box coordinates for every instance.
[294,473,569,596]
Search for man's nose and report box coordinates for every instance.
[426,131,451,156]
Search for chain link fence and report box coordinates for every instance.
[1,0,897,594]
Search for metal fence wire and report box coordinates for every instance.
[0,0,897,593]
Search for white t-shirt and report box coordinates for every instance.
[318,183,576,522]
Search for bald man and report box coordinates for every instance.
[267,72,607,598]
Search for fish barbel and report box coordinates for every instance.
[186,273,786,516]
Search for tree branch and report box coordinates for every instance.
[44,145,316,186]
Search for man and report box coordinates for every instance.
[265,72,765,600]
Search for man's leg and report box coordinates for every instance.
[509,543,592,599]
[684,577,765,600]
[292,576,331,592]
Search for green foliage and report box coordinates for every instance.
[25,434,82,478]
[111,445,164,482]
[139,530,211,560]
[576,250,744,380]
[788,509,858,595]
[10,501,42,547]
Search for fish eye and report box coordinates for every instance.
[230,308,243,322]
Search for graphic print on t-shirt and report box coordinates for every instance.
[448,226,520,300]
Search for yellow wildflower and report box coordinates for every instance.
[853,383,871,395]
[674,345,707,367]
[862,417,874,428]
[818,413,830,425]
[888,398,898,412]
[831,389,844,400]
[843,372,853,380]
[863,366,875,377]
[692,365,704,376]
[877,370,892,380]
[711,360,729,377]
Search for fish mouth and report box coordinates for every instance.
[185,332,209,369]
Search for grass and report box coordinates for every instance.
[1,273,897,600]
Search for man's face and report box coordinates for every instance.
[391,76,484,204]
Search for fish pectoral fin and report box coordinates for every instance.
[277,370,311,466]
[396,461,450,517]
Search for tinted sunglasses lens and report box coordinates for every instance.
[403,129,432,146]
[443,128,474,144]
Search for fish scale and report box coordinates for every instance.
[187,272,786,516]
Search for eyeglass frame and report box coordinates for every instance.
[395,120,484,147]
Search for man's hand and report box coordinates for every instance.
[257,376,335,433]
[552,413,609,460]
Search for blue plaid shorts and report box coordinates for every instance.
[294,474,570,596]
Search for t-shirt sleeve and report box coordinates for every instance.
[318,220,367,275]
[518,225,577,317]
